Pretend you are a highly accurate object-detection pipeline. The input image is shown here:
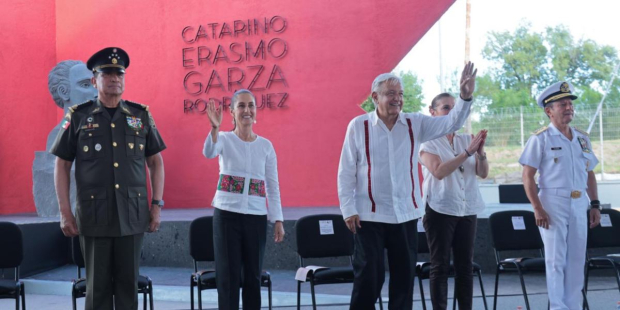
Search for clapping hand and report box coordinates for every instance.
[466,130,487,155]
[460,61,478,100]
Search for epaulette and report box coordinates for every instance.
[533,126,548,135]
[124,100,149,111]
[574,127,589,137]
[68,100,94,113]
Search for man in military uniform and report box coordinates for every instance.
[51,47,166,310]
[519,81,601,310]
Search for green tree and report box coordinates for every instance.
[476,22,619,110]
[360,71,425,113]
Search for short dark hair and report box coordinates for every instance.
[430,92,454,109]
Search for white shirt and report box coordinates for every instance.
[203,132,283,222]
[420,134,485,217]
[519,123,598,191]
[337,97,473,223]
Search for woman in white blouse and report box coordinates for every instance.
[419,93,488,310]
[203,89,285,310]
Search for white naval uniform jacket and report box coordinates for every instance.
[519,123,598,191]
[338,98,473,224]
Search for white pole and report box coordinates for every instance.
[438,21,444,92]
[587,62,619,133]
[520,105,524,148]
[599,110,605,180]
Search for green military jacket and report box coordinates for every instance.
[50,99,166,237]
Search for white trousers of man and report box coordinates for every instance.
[539,189,588,310]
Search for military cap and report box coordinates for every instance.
[537,81,578,108]
[86,47,130,73]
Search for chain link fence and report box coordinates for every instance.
[464,105,620,183]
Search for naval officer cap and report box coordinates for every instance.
[537,81,578,108]
[86,47,130,73]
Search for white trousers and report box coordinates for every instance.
[539,189,588,310]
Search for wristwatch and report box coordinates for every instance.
[151,199,165,208]
[590,199,600,210]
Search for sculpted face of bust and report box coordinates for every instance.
[68,63,97,107]
[48,60,97,113]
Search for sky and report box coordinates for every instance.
[394,0,620,110]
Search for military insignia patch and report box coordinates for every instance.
[61,120,70,130]
[560,82,570,93]
[126,116,143,129]
[577,137,591,153]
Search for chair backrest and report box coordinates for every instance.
[0,222,23,269]
[489,210,543,252]
[189,216,215,262]
[587,209,620,249]
[295,214,354,259]
[417,231,430,254]
[72,236,85,268]
[498,184,533,204]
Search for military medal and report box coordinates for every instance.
[83,145,89,152]
[128,143,135,149]
[126,116,143,130]
[95,143,102,151]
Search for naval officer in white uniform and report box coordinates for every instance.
[519,81,601,310]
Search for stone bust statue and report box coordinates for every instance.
[33,60,97,217]
[46,60,97,150]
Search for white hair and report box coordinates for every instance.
[370,73,402,107]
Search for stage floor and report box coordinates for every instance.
[1,203,537,224]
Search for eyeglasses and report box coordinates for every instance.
[382,91,404,99]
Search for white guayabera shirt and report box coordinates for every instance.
[338,98,473,224]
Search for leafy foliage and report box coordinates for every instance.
[360,71,425,113]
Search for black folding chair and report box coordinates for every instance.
[295,214,383,310]
[585,208,620,295]
[0,222,25,310]
[488,211,546,310]
[189,216,272,310]
[416,230,488,310]
[70,236,154,310]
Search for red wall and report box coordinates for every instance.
[0,0,57,214]
[0,0,454,214]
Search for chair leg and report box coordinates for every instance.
[15,283,20,310]
[197,278,203,310]
[493,267,500,310]
[190,277,195,310]
[418,275,427,310]
[378,296,384,310]
[583,266,590,310]
[477,270,489,310]
[615,265,620,293]
[310,281,317,310]
[581,288,589,310]
[296,281,301,310]
[515,267,531,310]
[453,283,457,310]
[149,280,154,310]
[21,282,26,310]
[268,279,272,310]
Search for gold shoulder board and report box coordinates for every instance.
[574,127,589,137]
[533,126,548,135]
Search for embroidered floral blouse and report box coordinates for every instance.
[203,132,283,222]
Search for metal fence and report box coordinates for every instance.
[464,104,620,182]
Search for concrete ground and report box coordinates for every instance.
[1,266,619,309]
